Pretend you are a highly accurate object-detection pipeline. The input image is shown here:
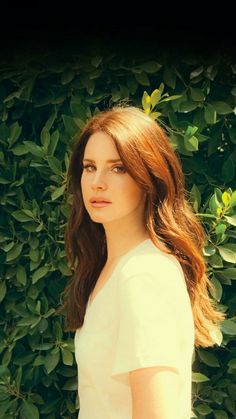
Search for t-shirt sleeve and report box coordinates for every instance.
[111,263,187,378]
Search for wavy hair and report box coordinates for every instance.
[62,105,225,347]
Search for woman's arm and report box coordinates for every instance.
[129,366,181,419]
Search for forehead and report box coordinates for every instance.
[84,131,120,157]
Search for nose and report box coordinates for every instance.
[91,171,107,190]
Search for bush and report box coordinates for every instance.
[0,43,236,418]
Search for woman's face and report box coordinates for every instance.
[81,131,146,225]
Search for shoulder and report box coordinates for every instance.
[120,242,185,288]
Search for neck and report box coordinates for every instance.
[103,223,149,263]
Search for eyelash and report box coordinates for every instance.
[82,164,126,174]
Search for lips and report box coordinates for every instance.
[90,197,111,203]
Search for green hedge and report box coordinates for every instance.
[0,46,236,418]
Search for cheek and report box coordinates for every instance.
[120,178,144,203]
[81,174,87,189]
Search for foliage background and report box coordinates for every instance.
[0,32,236,418]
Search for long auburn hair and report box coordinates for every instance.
[62,105,225,347]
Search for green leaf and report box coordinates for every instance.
[209,326,223,346]
[23,141,45,158]
[21,400,39,419]
[0,123,10,140]
[48,130,60,156]
[2,348,12,366]
[9,122,22,146]
[70,100,87,119]
[214,411,229,419]
[203,245,216,256]
[61,69,75,85]
[140,61,162,73]
[190,65,204,79]
[192,372,210,382]
[3,241,18,252]
[74,117,86,129]
[190,184,201,212]
[43,308,55,318]
[58,259,72,276]
[6,242,24,261]
[228,358,236,368]
[34,343,53,351]
[37,318,48,333]
[29,248,40,262]
[0,366,10,381]
[195,403,212,415]
[16,265,27,286]
[33,355,45,366]
[39,398,59,414]
[227,384,236,401]
[53,321,63,340]
[222,268,236,279]
[30,394,44,405]
[0,399,12,415]
[222,191,230,206]
[142,91,151,112]
[163,66,176,89]
[134,72,150,86]
[12,210,33,222]
[221,319,236,335]
[224,215,236,226]
[149,111,162,120]
[190,87,205,101]
[61,348,73,366]
[51,183,66,200]
[45,110,57,130]
[17,316,41,327]
[62,377,78,391]
[210,276,223,302]
[14,353,35,366]
[47,156,62,176]
[230,191,236,206]
[212,101,233,115]
[40,127,50,151]
[160,94,182,103]
[198,349,220,367]
[185,125,199,138]
[11,144,29,156]
[45,351,60,374]
[29,236,39,250]
[80,74,95,95]
[184,135,198,151]
[178,100,197,112]
[218,245,236,263]
[91,56,102,68]
[62,115,79,137]
[3,89,23,102]
[204,103,217,124]
[0,390,10,402]
[15,366,22,391]
[221,156,235,182]
[209,193,222,216]
[32,266,50,284]
[0,281,7,302]
[0,177,10,184]
[150,89,162,108]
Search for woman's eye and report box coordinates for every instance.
[113,166,126,173]
[82,164,94,172]
[82,165,126,173]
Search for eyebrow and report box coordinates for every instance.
[83,158,122,163]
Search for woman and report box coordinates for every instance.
[63,106,225,419]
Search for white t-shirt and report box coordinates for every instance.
[74,238,195,419]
